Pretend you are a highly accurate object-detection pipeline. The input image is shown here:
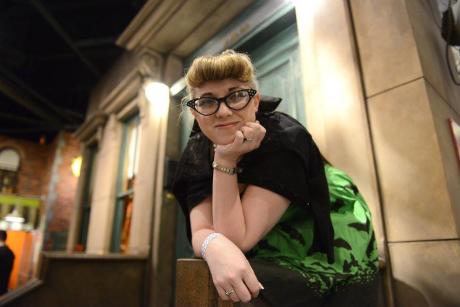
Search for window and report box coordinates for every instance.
[111,116,141,252]
[75,144,98,251]
[0,148,20,194]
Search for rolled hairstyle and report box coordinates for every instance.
[185,50,259,99]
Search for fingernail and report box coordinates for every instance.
[259,282,264,290]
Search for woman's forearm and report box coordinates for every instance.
[191,228,217,257]
[211,157,247,247]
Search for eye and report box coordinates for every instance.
[196,97,217,108]
[227,91,249,103]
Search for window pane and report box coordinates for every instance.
[121,119,141,192]
[112,116,140,252]
[0,148,20,171]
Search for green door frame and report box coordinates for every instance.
[110,115,140,252]
[77,144,98,250]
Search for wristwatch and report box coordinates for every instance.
[212,161,242,175]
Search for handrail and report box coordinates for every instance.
[0,279,43,307]
[176,259,233,307]
[176,258,388,307]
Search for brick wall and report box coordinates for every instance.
[0,134,51,196]
[0,132,82,251]
[42,132,82,250]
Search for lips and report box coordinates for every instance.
[215,121,239,128]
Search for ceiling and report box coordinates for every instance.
[0,0,145,143]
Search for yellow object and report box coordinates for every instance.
[71,156,82,177]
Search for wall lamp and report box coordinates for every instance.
[144,80,170,118]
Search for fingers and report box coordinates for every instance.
[215,285,231,301]
[235,129,245,145]
[214,121,264,160]
[215,283,244,303]
[217,282,252,303]
[243,270,263,299]
[240,126,255,142]
[240,121,265,145]
[213,272,261,303]
[232,280,253,303]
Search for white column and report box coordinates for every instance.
[86,115,122,254]
[66,144,86,252]
[128,82,169,255]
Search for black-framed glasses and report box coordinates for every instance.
[185,89,257,116]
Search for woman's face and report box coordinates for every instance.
[191,79,260,145]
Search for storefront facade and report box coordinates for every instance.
[69,0,460,306]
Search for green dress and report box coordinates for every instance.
[247,164,379,296]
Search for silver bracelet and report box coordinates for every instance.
[201,232,221,260]
[212,161,242,175]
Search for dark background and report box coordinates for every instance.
[0,0,145,142]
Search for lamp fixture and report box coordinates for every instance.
[144,80,170,118]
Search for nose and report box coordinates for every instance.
[215,101,232,117]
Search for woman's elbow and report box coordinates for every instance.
[239,240,257,253]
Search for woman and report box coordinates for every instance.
[173,50,379,306]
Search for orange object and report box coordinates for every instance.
[5,231,34,290]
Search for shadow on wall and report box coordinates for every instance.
[394,279,429,307]
[394,278,460,307]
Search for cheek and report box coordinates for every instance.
[244,108,257,122]
[195,117,213,132]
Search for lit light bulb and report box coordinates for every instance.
[144,81,170,118]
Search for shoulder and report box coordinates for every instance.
[172,131,212,214]
[255,112,315,159]
[258,111,307,134]
[176,131,210,176]
[0,246,14,257]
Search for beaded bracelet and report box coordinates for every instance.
[201,232,221,260]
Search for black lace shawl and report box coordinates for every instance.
[172,98,334,262]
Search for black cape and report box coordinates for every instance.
[172,97,334,262]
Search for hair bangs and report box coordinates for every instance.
[185,50,257,92]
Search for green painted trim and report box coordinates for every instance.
[78,145,98,248]
[79,207,90,248]
[185,0,295,67]
[250,23,306,126]
[250,24,298,69]
[0,194,40,207]
[111,198,124,252]
[111,115,139,252]
[231,3,295,51]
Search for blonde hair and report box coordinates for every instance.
[185,50,258,98]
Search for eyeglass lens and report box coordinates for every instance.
[194,90,251,115]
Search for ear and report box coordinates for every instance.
[253,93,260,112]
[189,107,198,119]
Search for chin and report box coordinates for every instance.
[213,136,235,145]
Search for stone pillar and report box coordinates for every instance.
[349,0,460,305]
[127,49,164,254]
[66,144,88,253]
[86,115,122,253]
[295,0,395,304]
[294,0,386,260]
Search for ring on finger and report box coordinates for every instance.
[225,289,235,296]
[243,137,254,142]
